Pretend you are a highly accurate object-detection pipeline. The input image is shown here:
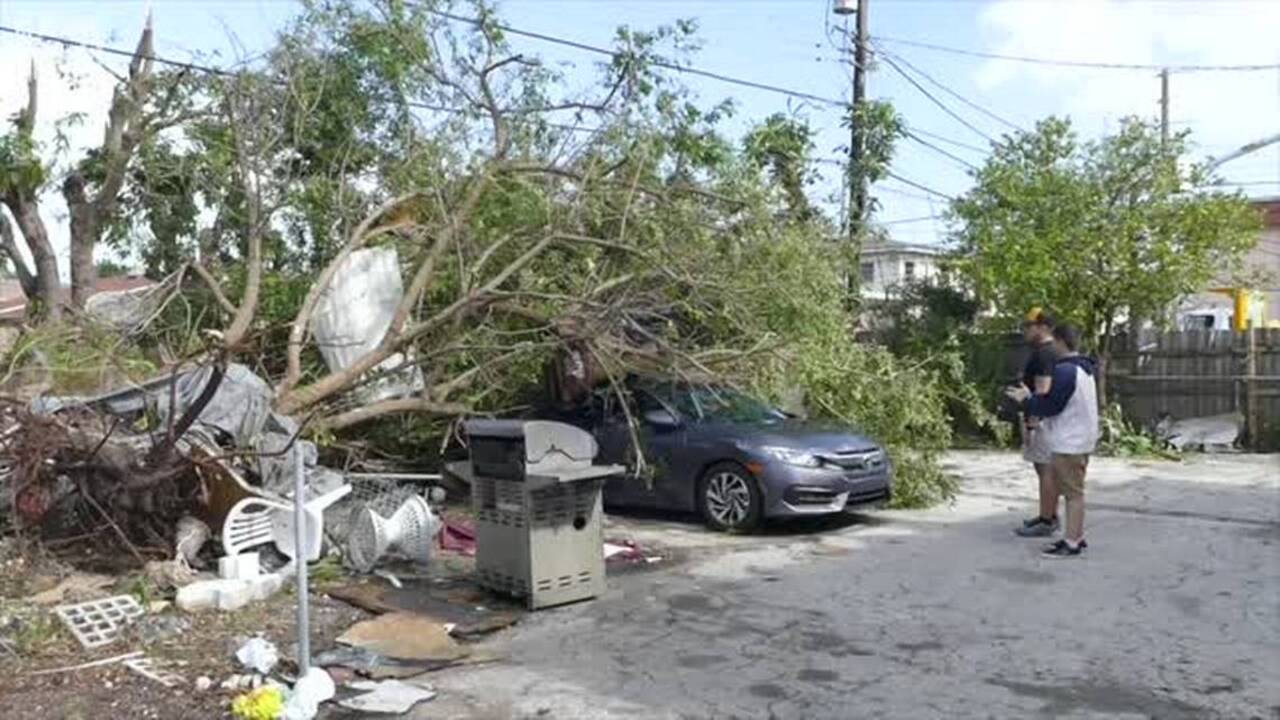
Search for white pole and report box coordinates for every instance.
[294,459,311,673]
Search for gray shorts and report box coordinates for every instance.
[1021,424,1052,465]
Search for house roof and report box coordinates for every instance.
[0,276,157,321]
[862,240,946,257]
[1251,197,1280,227]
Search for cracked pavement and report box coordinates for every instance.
[413,451,1280,719]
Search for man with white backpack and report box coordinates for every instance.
[1007,324,1100,558]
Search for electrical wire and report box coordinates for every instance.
[878,52,997,144]
[423,7,850,109]
[909,126,989,155]
[874,35,1280,73]
[0,23,238,76]
[884,171,954,200]
[877,214,943,226]
[875,46,1025,133]
[903,130,980,171]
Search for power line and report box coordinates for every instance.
[906,126,988,155]
[0,23,238,77]
[878,52,998,145]
[0,23,608,138]
[876,46,1025,134]
[423,7,850,109]
[878,214,942,226]
[873,183,939,202]
[874,35,1280,73]
[884,171,953,200]
[903,130,979,171]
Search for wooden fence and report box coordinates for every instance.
[1109,329,1280,449]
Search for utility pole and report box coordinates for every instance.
[835,0,868,298]
[849,0,869,236]
[1159,68,1169,145]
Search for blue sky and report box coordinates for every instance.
[1,0,1278,265]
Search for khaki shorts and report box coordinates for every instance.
[1051,453,1089,500]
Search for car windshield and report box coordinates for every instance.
[655,384,783,425]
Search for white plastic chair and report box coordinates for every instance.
[346,495,441,573]
[222,484,352,562]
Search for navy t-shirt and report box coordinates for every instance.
[1022,340,1057,392]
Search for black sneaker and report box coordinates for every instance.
[1041,539,1087,558]
[1016,516,1059,537]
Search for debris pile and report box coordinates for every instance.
[1,361,337,563]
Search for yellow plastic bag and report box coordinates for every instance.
[231,686,285,720]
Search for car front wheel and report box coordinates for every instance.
[698,463,763,532]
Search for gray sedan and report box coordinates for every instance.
[568,378,892,532]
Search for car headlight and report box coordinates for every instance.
[762,447,822,468]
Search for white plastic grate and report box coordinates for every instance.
[54,595,145,649]
[123,655,185,688]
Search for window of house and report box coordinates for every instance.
[904,261,916,279]
[860,262,875,283]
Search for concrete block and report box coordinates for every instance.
[218,553,261,581]
[177,573,286,613]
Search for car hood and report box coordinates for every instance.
[706,420,881,453]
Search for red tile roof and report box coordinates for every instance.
[0,276,157,321]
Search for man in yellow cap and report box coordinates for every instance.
[1013,307,1059,537]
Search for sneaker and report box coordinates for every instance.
[1041,539,1087,558]
[1015,516,1059,537]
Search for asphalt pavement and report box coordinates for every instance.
[417,450,1280,720]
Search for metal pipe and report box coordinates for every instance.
[293,459,310,673]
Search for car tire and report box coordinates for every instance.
[697,462,763,533]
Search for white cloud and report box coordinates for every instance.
[975,0,1280,175]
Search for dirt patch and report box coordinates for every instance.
[0,590,368,720]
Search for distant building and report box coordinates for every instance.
[1178,197,1280,329]
[858,240,946,300]
[0,276,157,322]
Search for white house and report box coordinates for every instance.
[858,240,946,300]
[1177,197,1280,329]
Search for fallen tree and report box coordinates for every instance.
[0,1,961,556]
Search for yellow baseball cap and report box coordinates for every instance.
[1023,307,1054,326]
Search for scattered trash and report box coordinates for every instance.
[222,673,264,691]
[347,495,440,573]
[28,650,144,676]
[132,614,191,644]
[603,542,634,560]
[231,685,285,720]
[236,636,280,675]
[326,579,522,638]
[1155,412,1242,451]
[123,654,185,688]
[54,595,145,649]
[175,515,211,568]
[336,612,468,663]
[144,558,199,590]
[27,572,115,605]
[373,570,403,589]
[196,676,214,691]
[603,539,664,567]
[337,679,437,715]
[281,667,335,720]
[222,482,352,562]
[311,247,425,404]
[439,519,476,556]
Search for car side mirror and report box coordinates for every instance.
[643,409,681,429]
